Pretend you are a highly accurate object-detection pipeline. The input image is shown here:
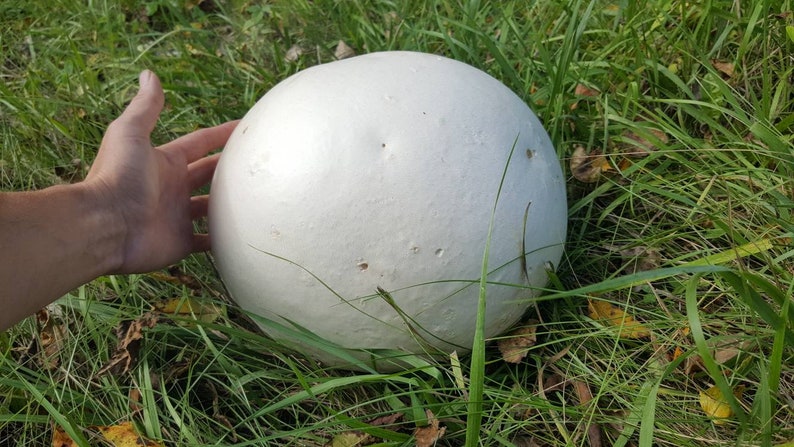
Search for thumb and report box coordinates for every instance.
[117,70,165,135]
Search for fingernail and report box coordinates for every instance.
[139,70,153,88]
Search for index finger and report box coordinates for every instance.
[158,120,240,163]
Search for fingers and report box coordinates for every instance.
[114,70,165,136]
[190,195,209,220]
[188,153,221,191]
[159,120,239,164]
[190,196,210,253]
[192,234,211,253]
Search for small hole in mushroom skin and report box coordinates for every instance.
[357,262,369,271]
[382,143,387,148]
[435,248,444,257]
[526,149,535,159]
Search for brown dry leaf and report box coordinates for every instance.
[619,246,661,273]
[699,385,745,424]
[710,59,735,78]
[334,40,356,60]
[617,158,633,171]
[574,83,600,97]
[368,412,403,427]
[36,308,67,370]
[709,336,752,364]
[512,436,543,447]
[587,299,651,339]
[572,381,603,447]
[571,145,612,183]
[497,323,538,363]
[128,388,143,414]
[414,410,446,447]
[621,126,668,156]
[98,312,158,376]
[96,421,164,447]
[284,44,302,62]
[51,424,78,447]
[570,84,600,110]
[154,297,222,325]
[542,372,566,393]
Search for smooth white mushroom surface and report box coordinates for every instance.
[209,51,567,369]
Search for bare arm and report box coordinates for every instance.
[0,71,238,331]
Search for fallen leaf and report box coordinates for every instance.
[497,323,538,363]
[96,422,164,447]
[128,388,142,414]
[98,312,158,376]
[587,299,651,339]
[710,59,735,78]
[574,83,600,97]
[621,128,668,157]
[619,246,661,273]
[542,372,566,393]
[334,40,356,60]
[51,424,78,447]
[327,432,370,447]
[511,436,543,447]
[570,84,600,110]
[36,308,67,370]
[284,44,302,62]
[699,385,745,424]
[367,412,403,427]
[414,410,446,447]
[571,145,612,183]
[154,297,222,325]
[147,266,202,290]
[709,336,752,364]
[572,381,602,447]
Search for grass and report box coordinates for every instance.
[1,0,793,445]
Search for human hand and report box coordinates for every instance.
[85,70,238,274]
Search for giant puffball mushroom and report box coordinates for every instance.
[209,51,567,370]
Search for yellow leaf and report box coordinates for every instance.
[96,422,164,447]
[328,432,370,447]
[154,297,223,324]
[587,299,650,339]
[698,385,744,424]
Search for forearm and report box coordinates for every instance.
[0,183,122,331]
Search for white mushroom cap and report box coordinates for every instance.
[209,51,566,369]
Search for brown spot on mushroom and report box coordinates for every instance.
[357,262,369,272]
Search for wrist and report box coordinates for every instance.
[74,179,127,276]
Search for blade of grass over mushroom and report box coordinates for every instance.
[465,135,520,446]
[539,265,732,300]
